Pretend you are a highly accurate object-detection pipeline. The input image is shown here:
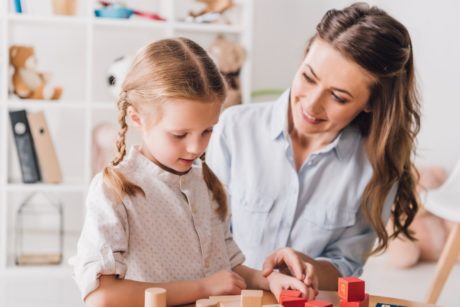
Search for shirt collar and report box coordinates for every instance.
[269,89,361,160]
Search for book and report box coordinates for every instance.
[9,110,41,183]
[13,0,23,13]
[27,111,63,184]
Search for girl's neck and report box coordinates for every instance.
[139,145,191,176]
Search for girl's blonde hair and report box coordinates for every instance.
[103,37,228,220]
[311,3,421,254]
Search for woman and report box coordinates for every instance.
[207,2,420,291]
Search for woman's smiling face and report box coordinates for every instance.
[290,38,375,140]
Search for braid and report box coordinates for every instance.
[102,91,145,203]
[112,92,129,166]
[201,153,228,221]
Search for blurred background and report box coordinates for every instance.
[0,0,459,306]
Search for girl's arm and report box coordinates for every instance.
[85,271,247,307]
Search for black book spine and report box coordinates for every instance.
[9,110,42,183]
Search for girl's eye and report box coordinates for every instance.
[331,92,348,104]
[172,133,187,139]
[303,73,315,83]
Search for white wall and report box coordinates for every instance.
[252,0,460,171]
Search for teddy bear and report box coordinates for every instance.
[207,35,246,109]
[386,165,459,268]
[9,45,62,100]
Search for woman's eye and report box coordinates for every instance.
[202,129,213,136]
[303,73,315,83]
[332,93,347,104]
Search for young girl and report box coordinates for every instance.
[70,38,315,307]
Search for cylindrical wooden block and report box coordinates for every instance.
[52,0,76,15]
[196,299,219,307]
[145,288,166,307]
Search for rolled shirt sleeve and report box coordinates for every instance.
[69,174,129,299]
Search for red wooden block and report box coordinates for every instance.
[280,296,307,307]
[338,277,365,302]
[339,294,369,307]
[280,289,302,298]
[305,300,333,307]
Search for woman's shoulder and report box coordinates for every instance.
[220,101,276,126]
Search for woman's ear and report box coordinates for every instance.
[127,105,143,128]
[363,103,372,113]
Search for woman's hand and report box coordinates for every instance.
[262,248,319,291]
[201,270,247,296]
[267,271,318,301]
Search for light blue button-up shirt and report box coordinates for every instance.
[207,90,396,277]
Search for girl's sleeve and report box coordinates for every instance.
[69,174,129,300]
[223,213,246,268]
[315,184,397,277]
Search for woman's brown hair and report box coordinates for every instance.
[309,3,421,254]
[103,37,228,220]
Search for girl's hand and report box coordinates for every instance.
[267,271,318,301]
[201,270,247,296]
[262,247,319,290]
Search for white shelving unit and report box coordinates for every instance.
[0,0,253,275]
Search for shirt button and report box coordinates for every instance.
[204,259,209,268]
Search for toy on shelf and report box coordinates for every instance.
[107,55,133,99]
[52,0,76,16]
[9,45,63,100]
[386,165,460,268]
[207,35,246,108]
[91,122,118,176]
[185,0,234,24]
[95,1,166,21]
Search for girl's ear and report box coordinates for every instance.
[127,105,143,128]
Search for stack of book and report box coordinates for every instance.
[9,110,63,184]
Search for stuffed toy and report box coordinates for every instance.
[207,35,245,109]
[386,165,459,268]
[9,45,62,100]
[107,55,133,99]
[186,0,234,23]
[91,122,118,176]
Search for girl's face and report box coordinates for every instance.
[130,99,221,174]
[290,38,374,141]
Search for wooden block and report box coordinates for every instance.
[338,277,365,302]
[145,288,166,307]
[196,299,220,307]
[241,290,263,307]
[279,296,307,307]
[209,295,241,302]
[339,294,369,307]
[305,300,333,307]
[280,289,302,298]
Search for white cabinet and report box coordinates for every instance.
[0,0,253,274]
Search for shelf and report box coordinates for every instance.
[173,22,242,33]
[7,100,86,110]
[6,183,86,192]
[92,102,117,110]
[3,263,73,277]
[7,13,88,26]
[92,17,168,30]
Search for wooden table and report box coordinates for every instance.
[204,291,439,307]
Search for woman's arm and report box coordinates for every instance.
[85,271,247,307]
[262,248,340,291]
[233,264,316,301]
